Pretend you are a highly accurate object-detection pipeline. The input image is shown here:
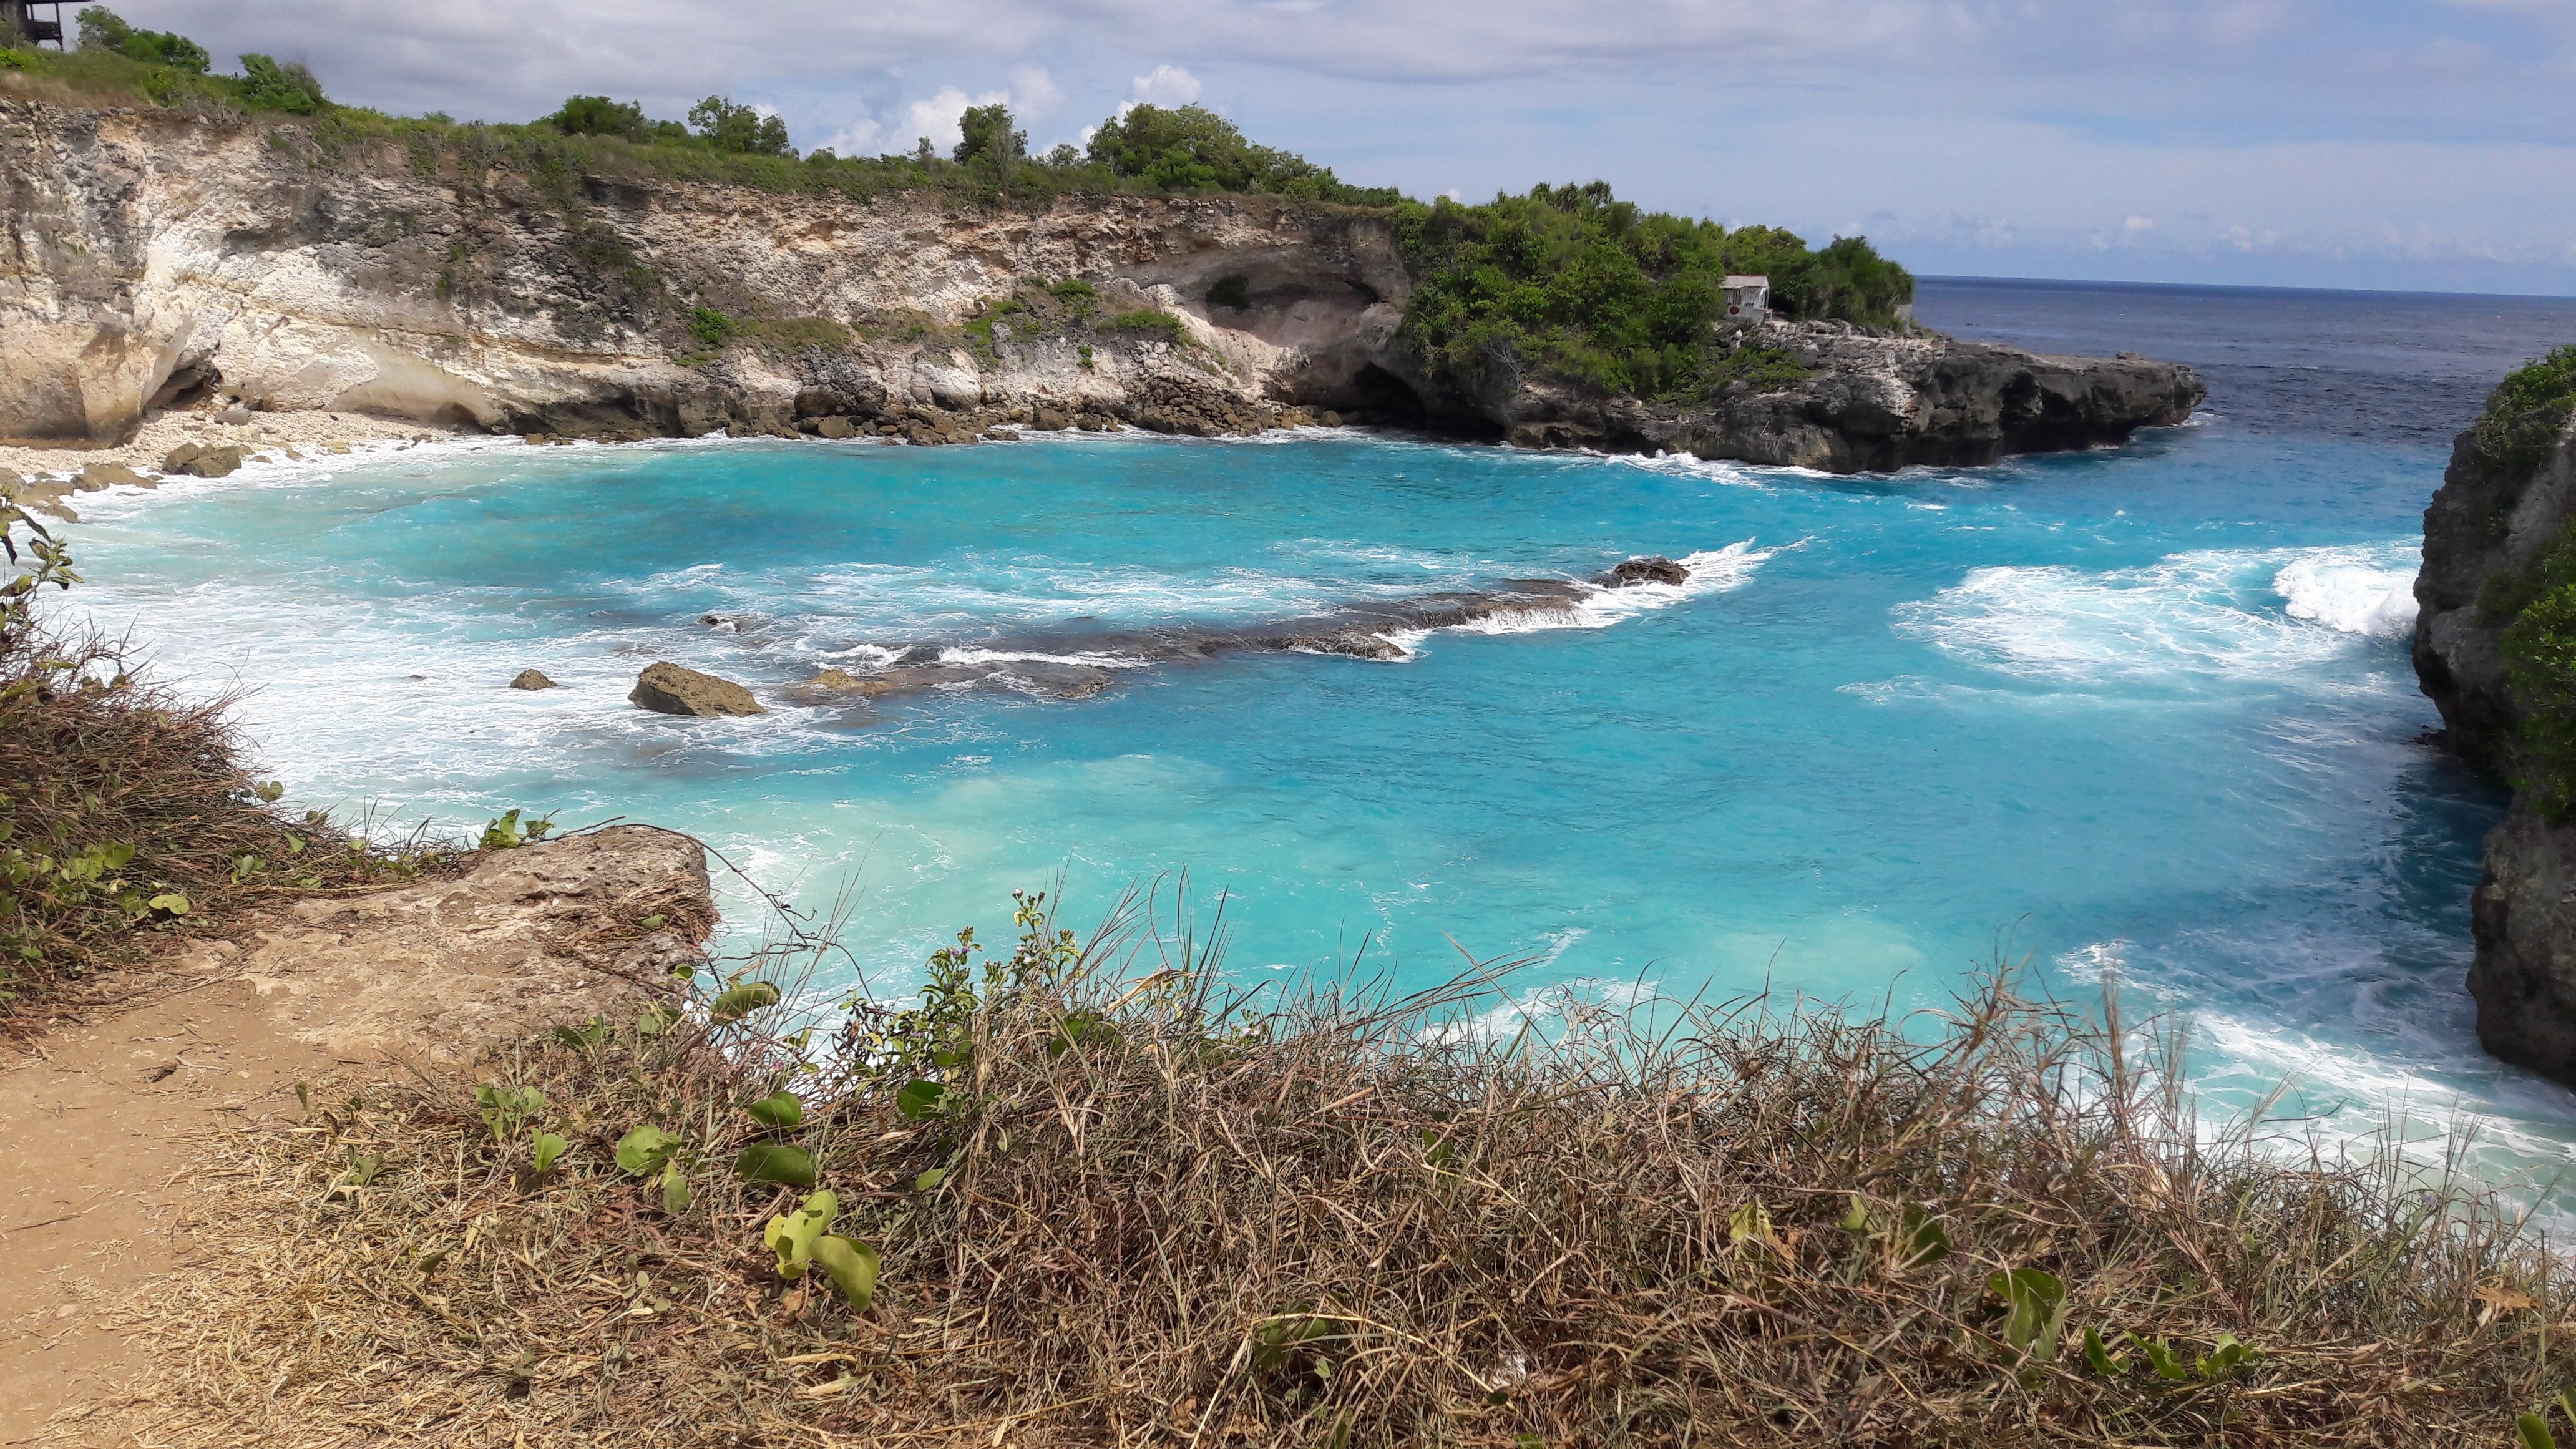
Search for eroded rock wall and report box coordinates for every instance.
[0,100,1405,444]
[2,98,2200,469]
[2411,417,2576,1083]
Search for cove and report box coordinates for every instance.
[54,279,2576,1181]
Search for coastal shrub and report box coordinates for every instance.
[687,305,738,348]
[1085,102,1400,206]
[1105,306,1193,346]
[688,95,791,157]
[1393,182,1908,402]
[74,6,207,71]
[117,884,2576,1445]
[2475,345,2576,477]
[235,54,325,115]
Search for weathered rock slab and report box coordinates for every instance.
[630,661,764,716]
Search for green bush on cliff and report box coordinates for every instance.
[2476,344,2576,477]
[1083,102,1399,206]
[74,5,206,70]
[1392,182,1904,401]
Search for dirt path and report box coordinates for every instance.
[0,828,711,1446]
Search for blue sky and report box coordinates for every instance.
[103,0,2576,293]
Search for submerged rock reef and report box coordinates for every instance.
[2413,402,2576,1083]
[1,100,2199,471]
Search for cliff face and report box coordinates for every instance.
[2412,416,2576,1083]
[1,99,2200,469]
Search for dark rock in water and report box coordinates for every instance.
[509,669,559,690]
[816,416,856,439]
[1600,556,1689,587]
[2412,404,2576,1083]
[630,661,764,717]
[699,613,741,632]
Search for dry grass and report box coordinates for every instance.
[79,896,2576,1448]
[0,609,457,1025]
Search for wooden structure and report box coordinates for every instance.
[4,1,66,47]
[1722,275,1772,322]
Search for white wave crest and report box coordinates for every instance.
[1894,542,2417,687]
[2273,550,2419,638]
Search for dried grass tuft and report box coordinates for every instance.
[0,615,457,1025]
[89,896,2576,1447]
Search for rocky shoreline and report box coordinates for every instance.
[2412,409,2576,1083]
[3,98,2200,475]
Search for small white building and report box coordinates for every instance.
[1722,275,1771,321]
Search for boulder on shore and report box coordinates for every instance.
[162,442,250,478]
[74,462,150,491]
[509,669,560,691]
[630,661,765,717]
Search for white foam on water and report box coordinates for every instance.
[1437,540,1781,640]
[934,646,1154,670]
[2273,548,2419,638]
[1894,542,2419,688]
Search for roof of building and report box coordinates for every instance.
[1722,275,1770,289]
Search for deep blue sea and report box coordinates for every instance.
[58,277,2576,1179]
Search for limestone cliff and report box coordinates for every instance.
[2413,412,2576,1083]
[1,98,2199,468]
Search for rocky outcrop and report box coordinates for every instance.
[1,99,2196,472]
[509,668,558,690]
[2413,413,2576,1083]
[631,661,764,716]
[1452,324,2204,471]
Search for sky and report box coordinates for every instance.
[83,1,2576,295]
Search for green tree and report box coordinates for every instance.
[547,95,648,140]
[953,103,1026,170]
[688,96,792,157]
[235,54,325,114]
[74,6,208,70]
[1083,103,1395,204]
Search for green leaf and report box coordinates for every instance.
[638,1002,681,1037]
[895,1080,948,1120]
[763,1189,839,1279]
[709,980,783,1023]
[660,1161,692,1214]
[416,1246,449,1275]
[2197,1332,2251,1379]
[554,1017,608,1048]
[1898,1206,1949,1266]
[530,1132,568,1174]
[1728,1199,1773,1252]
[2561,1388,2576,1427]
[640,913,666,930]
[733,1143,816,1188]
[2081,1325,2120,1375]
[2137,1336,2190,1382]
[1840,1193,1871,1232]
[746,1090,804,1128]
[147,892,190,915]
[253,780,285,803]
[914,1167,947,1191]
[1986,1269,2067,1359]
[808,1234,879,1310]
[99,842,135,870]
[614,1125,681,1174]
[2521,1412,2559,1449]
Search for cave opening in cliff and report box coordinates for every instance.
[1347,363,1425,423]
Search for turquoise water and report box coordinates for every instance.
[52,279,2576,1173]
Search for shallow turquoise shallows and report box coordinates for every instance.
[54,278,2576,1185]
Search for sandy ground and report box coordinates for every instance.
[0,829,708,1447]
[0,408,459,483]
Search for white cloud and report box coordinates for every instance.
[1129,64,1203,106]
[2124,215,2155,236]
